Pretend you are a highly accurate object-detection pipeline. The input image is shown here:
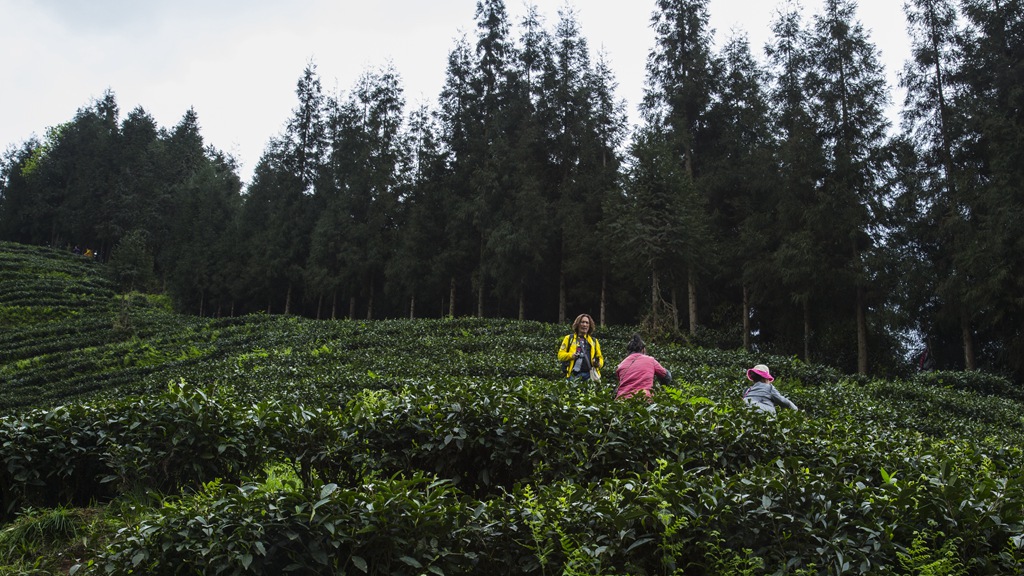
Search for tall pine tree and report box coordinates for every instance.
[804,0,891,373]
[700,33,777,350]
[765,4,829,361]
[641,0,718,335]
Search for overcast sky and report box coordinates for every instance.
[1,0,911,185]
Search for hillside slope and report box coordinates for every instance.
[3,241,1024,574]
[3,241,1022,444]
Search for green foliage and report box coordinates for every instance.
[107,230,157,294]
[911,370,1022,401]
[897,529,967,576]
[3,0,1024,379]
[4,242,1024,573]
[0,506,81,563]
[81,475,495,576]
[0,381,270,520]
[0,505,106,574]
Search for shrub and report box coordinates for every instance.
[81,475,499,576]
[0,381,270,520]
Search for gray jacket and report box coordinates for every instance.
[743,382,798,414]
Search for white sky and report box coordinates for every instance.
[0,0,910,185]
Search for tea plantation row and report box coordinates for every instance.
[3,241,1024,575]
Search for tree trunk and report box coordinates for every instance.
[518,279,525,320]
[687,265,698,337]
[284,283,292,315]
[349,295,356,320]
[366,280,374,320]
[477,232,485,317]
[199,290,205,318]
[802,298,812,362]
[558,266,567,323]
[856,284,868,375]
[600,271,607,327]
[476,279,484,318]
[331,291,337,320]
[672,287,680,331]
[651,266,660,326]
[961,312,976,370]
[853,242,868,374]
[409,293,416,319]
[316,294,323,320]
[742,285,751,351]
[449,276,456,318]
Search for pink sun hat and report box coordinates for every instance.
[746,364,774,382]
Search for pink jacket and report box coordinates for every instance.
[615,353,669,399]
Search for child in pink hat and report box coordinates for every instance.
[742,364,798,414]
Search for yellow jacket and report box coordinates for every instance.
[558,333,603,378]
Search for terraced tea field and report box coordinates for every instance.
[2,241,1023,575]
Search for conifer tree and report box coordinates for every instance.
[155,108,207,276]
[0,138,47,244]
[164,147,242,316]
[587,50,630,325]
[613,126,704,333]
[701,34,777,350]
[105,107,163,257]
[488,89,550,320]
[385,104,449,318]
[952,0,1024,374]
[237,138,309,314]
[765,4,829,361]
[436,35,479,317]
[641,0,718,334]
[237,66,326,314]
[535,6,605,322]
[469,0,517,317]
[432,0,519,318]
[44,91,120,255]
[286,62,328,195]
[804,0,891,373]
[313,66,408,320]
[898,0,973,369]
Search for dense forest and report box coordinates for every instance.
[1,0,1022,381]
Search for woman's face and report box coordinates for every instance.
[578,317,591,334]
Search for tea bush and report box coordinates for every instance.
[81,475,502,576]
[73,454,1024,575]
[911,369,1022,401]
[0,382,269,520]
[4,241,1024,574]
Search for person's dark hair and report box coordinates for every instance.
[626,333,645,354]
[749,372,767,383]
[571,313,596,335]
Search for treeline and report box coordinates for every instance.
[1,0,1022,380]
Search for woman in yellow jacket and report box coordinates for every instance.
[558,313,604,381]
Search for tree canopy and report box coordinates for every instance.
[2,0,1023,381]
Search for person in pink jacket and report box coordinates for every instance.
[615,334,672,399]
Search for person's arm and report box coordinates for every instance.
[593,338,603,369]
[771,386,798,410]
[557,335,575,363]
[653,359,672,384]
